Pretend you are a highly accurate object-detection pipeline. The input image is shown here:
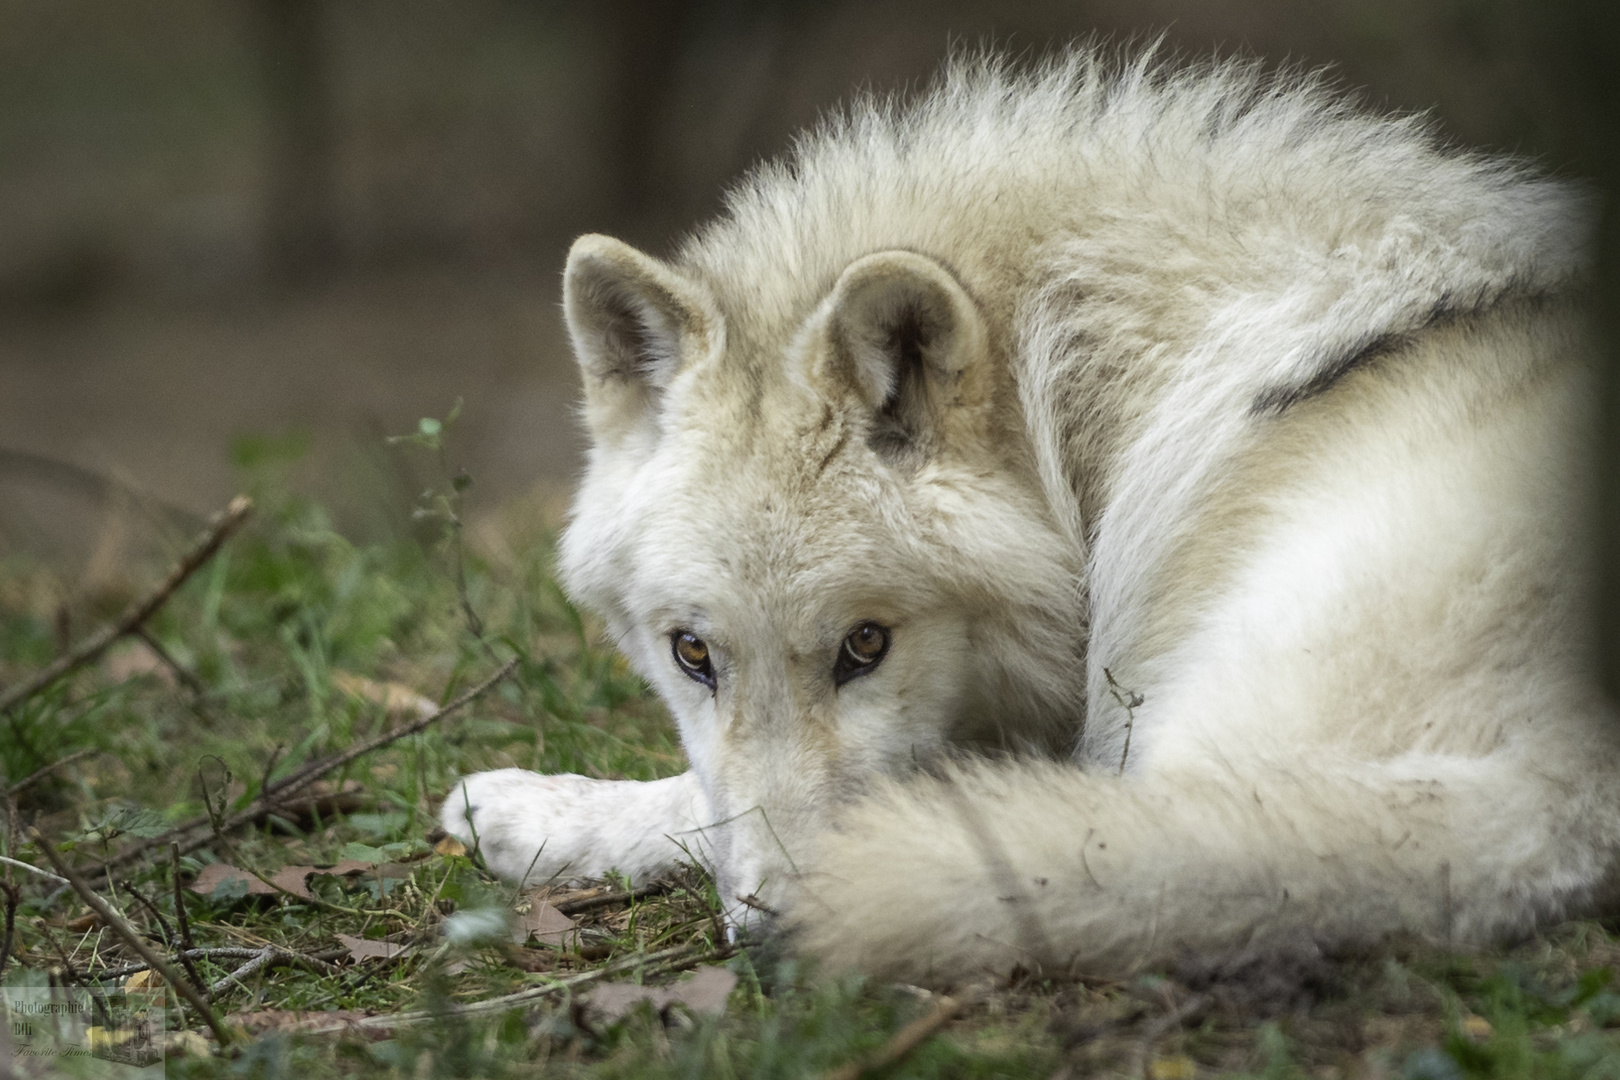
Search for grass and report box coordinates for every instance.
[2,437,1620,1078]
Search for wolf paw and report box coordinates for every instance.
[440,768,711,886]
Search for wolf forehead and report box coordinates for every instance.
[563,414,944,622]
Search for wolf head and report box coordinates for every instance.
[555,234,1087,919]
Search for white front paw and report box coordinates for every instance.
[440,768,709,886]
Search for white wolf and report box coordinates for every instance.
[443,50,1620,981]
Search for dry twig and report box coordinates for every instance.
[208,944,344,998]
[31,828,234,1047]
[92,946,348,982]
[290,939,738,1036]
[5,747,97,799]
[0,496,252,716]
[91,655,520,878]
[822,991,972,1080]
[553,880,671,916]
[0,854,67,886]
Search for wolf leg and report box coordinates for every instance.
[788,733,1620,982]
[440,769,712,886]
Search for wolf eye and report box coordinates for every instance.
[834,622,890,686]
[671,631,715,689]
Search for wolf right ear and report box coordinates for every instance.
[563,235,724,445]
[822,250,991,462]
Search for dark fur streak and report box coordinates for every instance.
[1249,285,1545,417]
[814,427,850,478]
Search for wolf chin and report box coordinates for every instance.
[442,49,1620,981]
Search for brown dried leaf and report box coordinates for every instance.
[269,865,317,900]
[512,896,577,947]
[124,969,163,991]
[335,933,415,962]
[190,863,276,896]
[269,858,386,900]
[433,835,467,858]
[586,966,738,1025]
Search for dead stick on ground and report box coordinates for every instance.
[92,655,520,877]
[170,844,207,996]
[0,496,253,716]
[822,992,971,1080]
[5,748,97,799]
[290,939,737,1036]
[31,829,234,1048]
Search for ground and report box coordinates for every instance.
[0,425,1618,1079]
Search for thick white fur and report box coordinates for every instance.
[441,49,1620,981]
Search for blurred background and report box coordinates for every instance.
[1,0,1617,684]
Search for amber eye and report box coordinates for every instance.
[834,622,890,686]
[671,631,715,689]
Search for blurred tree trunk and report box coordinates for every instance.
[255,0,336,283]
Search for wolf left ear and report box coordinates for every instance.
[822,251,990,460]
[563,234,724,445]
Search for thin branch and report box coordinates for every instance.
[90,655,520,878]
[132,626,208,699]
[92,946,348,982]
[822,992,972,1080]
[208,944,344,998]
[0,854,67,886]
[5,747,97,799]
[0,496,253,716]
[31,829,234,1047]
[290,939,738,1036]
[1103,667,1144,777]
[554,880,671,916]
[170,845,205,995]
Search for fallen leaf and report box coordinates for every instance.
[124,968,165,1006]
[190,863,276,897]
[434,835,467,858]
[335,933,415,962]
[332,671,438,720]
[1463,1014,1493,1041]
[269,865,318,899]
[512,897,577,947]
[585,966,738,1025]
[60,911,100,932]
[124,969,163,990]
[266,859,384,900]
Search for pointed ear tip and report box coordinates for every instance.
[835,249,966,299]
[565,233,641,272]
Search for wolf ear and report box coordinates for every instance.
[823,251,990,461]
[563,234,723,445]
